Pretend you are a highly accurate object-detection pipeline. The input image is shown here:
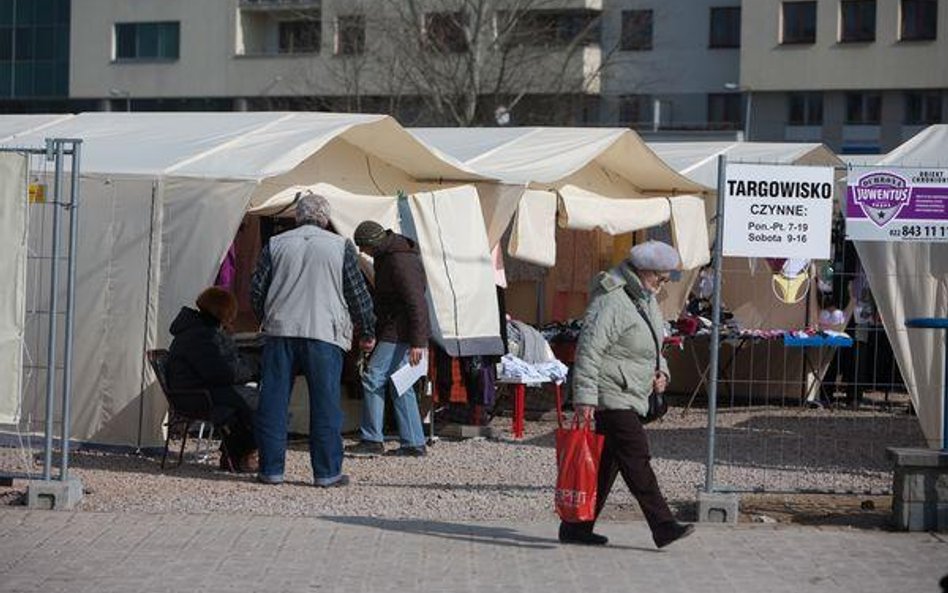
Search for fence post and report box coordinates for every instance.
[704,154,728,493]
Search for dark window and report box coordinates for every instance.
[787,92,823,125]
[279,20,321,54]
[841,0,876,42]
[621,10,652,50]
[618,94,651,125]
[708,93,741,128]
[905,91,943,124]
[114,22,180,60]
[845,92,882,124]
[901,0,937,40]
[425,12,468,53]
[499,9,600,48]
[335,15,365,55]
[782,1,817,43]
[709,7,741,48]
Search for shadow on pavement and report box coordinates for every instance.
[320,515,560,549]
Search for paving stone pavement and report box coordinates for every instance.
[0,508,946,593]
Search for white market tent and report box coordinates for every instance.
[648,141,844,323]
[409,127,713,271]
[0,112,499,448]
[856,125,948,448]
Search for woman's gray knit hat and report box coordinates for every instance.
[353,220,387,248]
[629,241,680,272]
[295,191,331,227]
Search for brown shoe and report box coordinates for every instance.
[238,451,259,474]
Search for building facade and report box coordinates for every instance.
[600,0,742,132]
[56,0,743,130]
[740,0,946,152]
[2,0,940,146]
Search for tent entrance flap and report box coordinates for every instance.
[408,186,504,357]
[0,153,27,425]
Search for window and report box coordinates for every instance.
[901,0,937,40]
[840,0,876,42]
[905,91,943,124]
[781,1,817,44]
[335,15,365,55]
[114,22,179,60]
[618,94,652,125]
[787,92,823,125]
[709,7,741,48]
[621,10,652,50]
[845,92,882,124]
[425,12,468,53]
[279,20,321,54]
[499,9,600,48]
[708,93,741,128]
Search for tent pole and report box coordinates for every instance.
[704,154,727,493]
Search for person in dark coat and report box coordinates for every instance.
[167,287,259,472]
[345,220,430,457]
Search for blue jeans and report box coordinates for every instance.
[257,336,344,483]
[360,341,426,448]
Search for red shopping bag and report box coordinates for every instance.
[554,387,604,522]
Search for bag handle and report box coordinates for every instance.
[555,383,593,431]
[623,284,661,373]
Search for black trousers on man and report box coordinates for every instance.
[588,409,676,535]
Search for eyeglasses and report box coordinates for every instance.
[655,274,671,285]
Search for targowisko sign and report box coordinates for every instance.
[722,163,834,259]
[846,166,948,242]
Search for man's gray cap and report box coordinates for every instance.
[295,191,331,227]
[629,241,680,272]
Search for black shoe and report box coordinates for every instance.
[653,522,695,549]
[344,440,385,457]
[386,446,427,458]
[558,522,608,546]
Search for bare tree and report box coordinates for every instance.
[375,0,607,126]
[277,0,621,126]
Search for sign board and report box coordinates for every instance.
[721,163,834,259]
[846,166,948,242]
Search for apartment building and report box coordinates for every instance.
[741,0,946,153]
[600,0,742,132]
[0,0,83,111]
[64,0,609,124]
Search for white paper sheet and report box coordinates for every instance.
[390,352,429,396]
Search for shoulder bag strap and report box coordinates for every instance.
[622,285,661,372]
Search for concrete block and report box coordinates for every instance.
[905,473,928,502]
[698,491,739,524]
[26,478,83,510]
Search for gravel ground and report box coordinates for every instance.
[0,403,925,526]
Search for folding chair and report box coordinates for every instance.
[146,349,218,469]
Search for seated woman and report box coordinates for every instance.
[167,287,259,473]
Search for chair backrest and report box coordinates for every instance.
[147,349,172,394]
[146,348,213,420]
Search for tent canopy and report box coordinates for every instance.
[855,124,948,448]
[0,112,495,448]
[411,127,712,270]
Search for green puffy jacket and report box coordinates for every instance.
[571,264,669,415]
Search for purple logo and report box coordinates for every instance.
[852,172,911,227]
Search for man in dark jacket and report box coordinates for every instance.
[346,220,430,457]
[167,287,258,472]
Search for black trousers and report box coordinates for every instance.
[211,385,258,458]
[585,409,675,534]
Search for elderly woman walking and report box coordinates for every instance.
[562,241,695,548]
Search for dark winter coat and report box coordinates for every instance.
[166,307,255,391]
[371,232,430,347]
